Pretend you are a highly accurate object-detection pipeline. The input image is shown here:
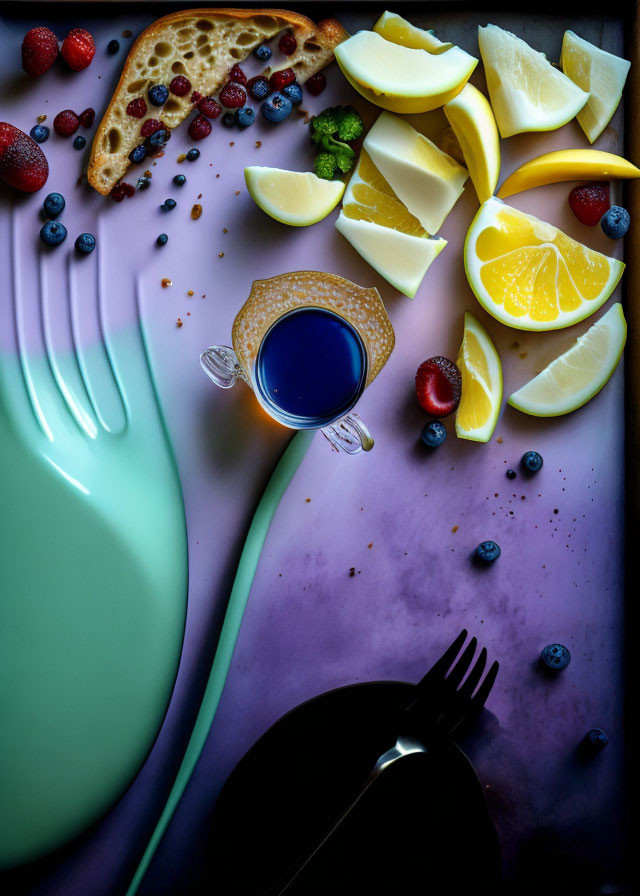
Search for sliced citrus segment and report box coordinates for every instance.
[334,29,477,115]
[363,112,468,234]
[444,83,500,203]
[373,11,452,53]
[497,149,640,199]
[464,197,624,330]
[455,311,502,442]
[244,167,345,226]
[478,24,588,138]
[561,31,630,144]
[508,303,626,416]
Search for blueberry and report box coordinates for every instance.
[107,39,120,54]
[474,540,501,564]
[148,128,170,149]
[156,233,168,246]
[73,135,86,150]
[248,77,270,101]
[282,82,303,107]
[173,173,186,187]
[421,420,447,448]
[75,233,96,254]
[136,176,151,190]
[235,106,255,128]
[161,198,177,211]
[261,92,293,123]
[186,148,200,162]
[541,643,571,671]
[601,206,630,239]
[221,112,235,128]
[506,469,517,480]
[43,192,65,218]
[254,43,272,62]
[129,144,147,164]
[30,125,49,143]
[148,84,169,106]
[583,728,608,751]
[40,221,67,247]
[521,450,543,473]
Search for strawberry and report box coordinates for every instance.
[415,357,462,418]
[0,122,49,192]
[568,182,610,227]
[22,27,59,77]
[61,28,95,71]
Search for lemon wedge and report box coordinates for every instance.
[455,311,502,442]
[334,30,477,115]
[373,11,453,53]
[444,83,500,203]
[561,31,631,144]
[244,167,345,226]
[478,24,588,138]
[497,149,640,199]
[508,303,626,416]
[337,150,446,297]
[363,112,468,234]
[464,197,624,331]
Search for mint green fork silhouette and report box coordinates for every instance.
[0,210,188,868]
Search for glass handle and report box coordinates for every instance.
[200,346,247,389]
[321,412,374,454]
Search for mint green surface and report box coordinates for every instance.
[0,326,187,868]
[126,429,313,896]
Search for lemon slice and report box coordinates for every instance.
[444,83,500,203]
[455,311,502,442]
[508,303,626,416]
[478,24,588,138]
[373,11,453,53]
[363,112,468,234]
[337,150,446,297]
[561,31,631,144]
[244,167,345,226]
[334,30,477,115]
[497,149,640,199]
[464,197,624,331]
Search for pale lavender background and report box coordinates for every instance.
[0,4,629,894]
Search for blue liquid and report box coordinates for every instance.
[256,307,367,427]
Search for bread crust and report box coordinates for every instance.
[88,8,348,194]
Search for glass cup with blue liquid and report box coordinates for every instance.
[200,272,395,454]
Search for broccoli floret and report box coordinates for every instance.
[309,105,364,179]
[314,152,338,180]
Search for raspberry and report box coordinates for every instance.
[170,75,191,96]
[198,96,222,119]
[61,28,95,72]
[122,182,135,197]
[568,182,610,227]
[21,27,59,77]
[190,91,203,104]
[188,114,212,140]
[53,110,80,137]
[228,64,247,85]
[269,68,295,91]
[0,122,49,192]
[278,33,297,56]
[415,357,462,417]
[305,72,326,96]
[219,82,246,108]
[110,183,125,202]
[78,107,95,128]
[140,118,161,137]
[127,97,147,118]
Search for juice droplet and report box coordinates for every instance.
[161,278,172,288]
[191,204,202,220]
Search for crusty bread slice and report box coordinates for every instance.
[88,8,348,195]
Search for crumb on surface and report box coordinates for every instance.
[122,29,132,37]
[229,141,235,146]
[367,542,373,549]
[177,154,186,163]
[161,278,172,288]
[452,525,459,533]
[223,227,228,233]
[191,204,202,219]
[37,114,47,123]
[305,498,311,503]
[255,140,262,148]
[520,352,528,359]
[348,567,355,577]
[198,193,202,199]
[235,190,240,195]
[176,317,183,328]
[187,290,194,296]
[218,252,224,258]
[496,436,503,443]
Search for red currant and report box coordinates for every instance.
[278,33,297,56]
[269,68,295,91]
[305,72,326,96]
[169,75,191,97]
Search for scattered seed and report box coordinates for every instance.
[198,193,202,199]
[37,114,47,123]
[177,153,187,163]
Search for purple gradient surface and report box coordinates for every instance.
[0,5,629,895]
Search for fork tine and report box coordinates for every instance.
[446,636,477,690]
[458,647,487,699]
[415,629,468,693]
[470,660,499,710]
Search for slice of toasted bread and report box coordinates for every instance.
[88,8,348,195]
